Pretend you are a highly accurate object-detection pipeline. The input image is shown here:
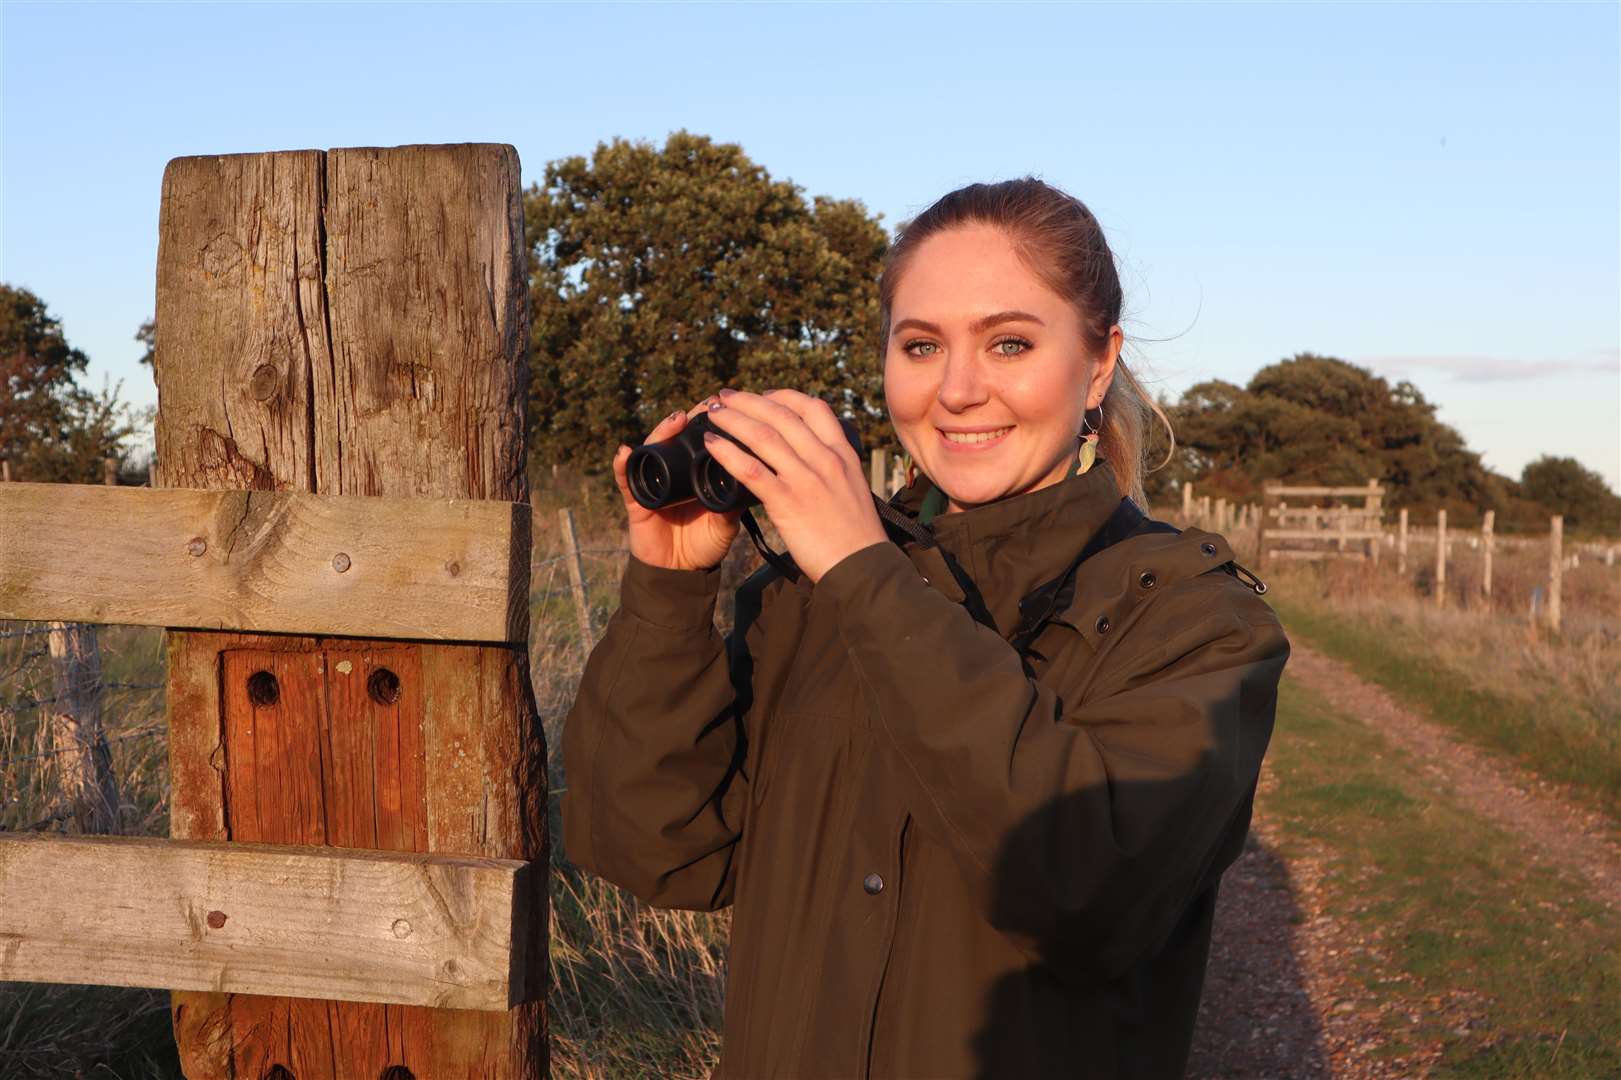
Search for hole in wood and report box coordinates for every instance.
[246,670,279,707]
[380,1068,415,1080]
[368,667,402,706]
[262,1066,295,1080]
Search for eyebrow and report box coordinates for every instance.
[890,310,1047,337]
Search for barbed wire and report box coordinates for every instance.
[0,681,165,715]
[0,723,166,770]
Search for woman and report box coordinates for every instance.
[562,178,1290,1079]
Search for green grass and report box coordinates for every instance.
[1265,678,1620,1076]
[1269,594,1621,824]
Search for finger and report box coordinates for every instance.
[704,400,817,483]
[760,390,861,467]
[641,407,690,445]
[712,392,844,480]
[612,443,650,516]
[700,426,786,503]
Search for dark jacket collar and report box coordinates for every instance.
[888,463,1127,634]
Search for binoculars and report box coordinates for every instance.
[627,411,863,513]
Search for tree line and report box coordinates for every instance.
[3,132,1615,535]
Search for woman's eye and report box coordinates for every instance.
[992,337,1032,357]
[904,340,940,358]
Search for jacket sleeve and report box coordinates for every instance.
[815,540,1290,978]
[560,555,759,912]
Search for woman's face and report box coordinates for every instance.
[884,224,1119,513]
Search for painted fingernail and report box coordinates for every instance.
[718,387,737,398]
[708,399,725,412]
[667,410,683,421]
[702,432,718,444]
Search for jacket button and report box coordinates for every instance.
[1095,614,1111,634]
[1200,542,1218,557]
[1138,571,1157,589]
[862,872,885,895]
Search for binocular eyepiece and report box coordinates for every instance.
[627,411,863,513]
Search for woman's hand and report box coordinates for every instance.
[612,402,742,572]
[701,389,888,583]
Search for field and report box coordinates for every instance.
[2,476,1617,1077]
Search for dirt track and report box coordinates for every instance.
[1188,640,1619,1078]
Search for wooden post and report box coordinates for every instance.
[1214,496,1227,533]
[1,458,10,481]
[1436,509,1447,607]
[559,508,595,649]
[1398,507,1409,574]
[1548,514,1563,633]
[1481,510,1495,602]
[154,144,545,1078]
[44,624,121,834]
[870,448,888,495]
[1256,485,1273,570]
[43,453,123,834]
[1182,481,1193,519]
[891,455,907,495]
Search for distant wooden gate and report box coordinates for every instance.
[1257,480,1386,569]
[0,143,548,1078]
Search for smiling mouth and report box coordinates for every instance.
[939,426,1013,446]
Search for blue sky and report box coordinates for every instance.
[4,1,1617,488]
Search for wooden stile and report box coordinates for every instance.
[153,144,546,1078]
[0,833,535,1011]
[0,483,530,643]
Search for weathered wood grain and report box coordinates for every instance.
[1,482,529,643]
[155,143,545,1078]
[0,832,535,1011]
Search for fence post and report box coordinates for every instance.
[153,144,546,1076]
[1398,508,1409,574]
[1548,514,1563,633]
[560,508,595,649]
[41,455,123,835]
[1481,510,1495,603]
[1215,496,1227,533]
[870,448,888,495]
[1182,481,1193,519]
[1436,509,1447,608]
[1256,485,1275,570]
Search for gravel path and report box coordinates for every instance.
[1188,639,1618,1078]
[1283,641,1620,911]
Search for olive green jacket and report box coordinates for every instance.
[562,465,1290,1078]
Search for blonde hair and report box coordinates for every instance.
[878,178,1173,504]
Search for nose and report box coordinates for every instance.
[936,353,989,413]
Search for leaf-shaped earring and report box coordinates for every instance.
[1076,404,1103,476]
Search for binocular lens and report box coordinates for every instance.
[694,455,739,510]
[632,453,671,503]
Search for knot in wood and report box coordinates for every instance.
[249,364,280,401]
[206,910,227,929]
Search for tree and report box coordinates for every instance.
[1520,455,1621,534]
[524,131,889,470]
[1156,352,1496,515]
[1,284,144,482]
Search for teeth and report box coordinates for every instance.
[942,427,1012,445]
